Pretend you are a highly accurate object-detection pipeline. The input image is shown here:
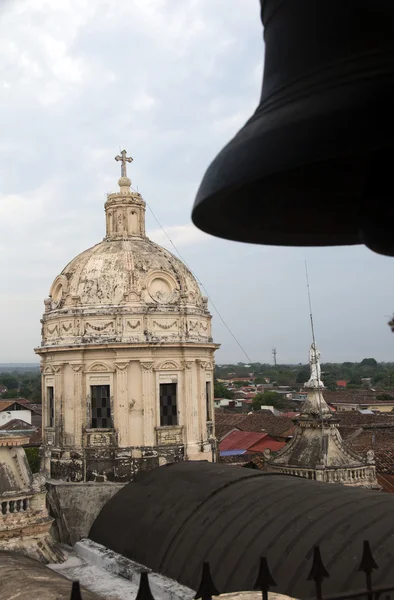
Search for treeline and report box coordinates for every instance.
[215,358,394,391]
[0,371,41,402]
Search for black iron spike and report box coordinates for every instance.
[136,572,156,600]
[358,541,378,600]
[307,546,329,600]
[358,540,379,574]
[254,557,277,600]
[194,562,219,600]
[70,581,83,600]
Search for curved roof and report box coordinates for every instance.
[52,237,202,309]
[0,552,101,600]
[90,461,394,598]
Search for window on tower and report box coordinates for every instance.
[47,386,54,427]
[159,383,178,426]
[90,385,112,428]
[206,381,212,421]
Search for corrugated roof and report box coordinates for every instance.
[248,438,286,453]
[220,431,268,452]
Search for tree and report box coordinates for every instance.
[232,380,250,388]
[1,389,20,399]
[296,366,310,384]
[214,381,234,399]
[377,393,394,401]
[252,391,288,411]
[360,358,378,367]
[0,374,19,390]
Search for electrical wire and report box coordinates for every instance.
[139,192,253,364]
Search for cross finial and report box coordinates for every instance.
[115,149,133,178]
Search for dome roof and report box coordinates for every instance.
[39,153,213,348]
[90,461,394,598]
[50,237,203,309]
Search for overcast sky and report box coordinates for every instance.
[1,0,394,365]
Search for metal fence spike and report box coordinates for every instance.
[254,556,277,590]
[358,540,378,600]
[358,540,379,574]
[308,546,329,582]
[136,572,156,600]
[70,581,83,600]
[307,546,329,600]
[194,562,219,600]
[254,557,276,600]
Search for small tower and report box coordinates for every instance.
[267,343,379,488]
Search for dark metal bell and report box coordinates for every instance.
[192,0,394,256]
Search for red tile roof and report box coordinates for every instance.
[215,410,295,439]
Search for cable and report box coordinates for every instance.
[140,193,253,364]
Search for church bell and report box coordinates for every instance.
[192,0,394,256]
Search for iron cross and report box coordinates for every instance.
[115,149,133,177]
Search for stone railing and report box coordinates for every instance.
[1,495,31,516]
[270,464,376,484]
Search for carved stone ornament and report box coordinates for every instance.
[115,362,129,371]
[70,364,83,373]
[86,321,114,332]
[141,362,154,371]
[183,361,194,370]
[153,320,178,330]
[158,361,179,370]
[89,363,110,372]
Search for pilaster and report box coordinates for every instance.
[141,362,155,446]
[183,360,198,454]
[115,362,130,446]
[53,365,64,446]
[70,364,84,447]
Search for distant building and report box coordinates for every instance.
[0,401,33,428]
[336,380,348,388]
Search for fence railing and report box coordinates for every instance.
[67,540,394,600]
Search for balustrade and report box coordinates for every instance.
[1,497,30,516]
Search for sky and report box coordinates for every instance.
[1,0,394,366]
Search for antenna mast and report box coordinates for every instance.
[272,347,277,367]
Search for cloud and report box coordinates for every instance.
[1,0,394,364]
[148,223,209,249]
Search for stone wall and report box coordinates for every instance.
[46,480,124,546]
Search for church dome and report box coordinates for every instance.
[40,153,212,348]
[50,238,203,309]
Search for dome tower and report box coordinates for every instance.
[35,151,219,482]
